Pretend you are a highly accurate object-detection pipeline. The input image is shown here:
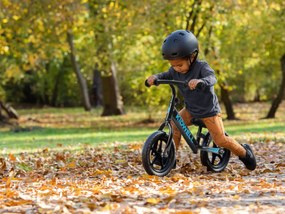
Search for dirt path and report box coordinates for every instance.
[0,142,285,213]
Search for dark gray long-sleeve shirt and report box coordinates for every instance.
[155,60,221,118]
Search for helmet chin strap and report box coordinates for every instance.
[192,51,198,61]
[188,58,191,65]
[188,51,198,67]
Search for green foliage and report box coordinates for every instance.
[119,32,171,117]
[0,0,284,107]
[0,0,89,105]
[208,0,285,101]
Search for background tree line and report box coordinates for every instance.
[0,0,284,120]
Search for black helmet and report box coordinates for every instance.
[161,30,198,60]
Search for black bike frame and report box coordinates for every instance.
[156,80,198,154]
[152,79,225,157]
[171,109,198,153]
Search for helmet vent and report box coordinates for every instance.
[171,52,178,56]
[179,32,185,36]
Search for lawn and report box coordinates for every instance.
[1,102,285,213]
[0,102,284,154]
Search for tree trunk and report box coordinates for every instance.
[0,101,19,120]
[67,30,91,111]
[92,69,103,107]
[215,67,237,120]
[101,61,124,116]
[265,54,285,118]
[51,70,62,107]
[220,84,237,120]
[201,22,237,120]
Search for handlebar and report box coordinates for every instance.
[145,79,206,90]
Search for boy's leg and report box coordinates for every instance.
[202,114,246,156]
[171,107,193,150]
[202,114,256,170]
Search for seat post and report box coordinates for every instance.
[196,126,203,144]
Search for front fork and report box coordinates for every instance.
[158,121,174,158]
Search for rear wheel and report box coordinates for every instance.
[200,132,231,172]
[142,131,176,177]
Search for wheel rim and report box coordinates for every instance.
[204,136,230,170]
[208,142,225,168]
[149,139,173,173]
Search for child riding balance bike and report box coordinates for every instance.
[142,30,256,177]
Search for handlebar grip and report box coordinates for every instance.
[145,79,159,87]
[153,79,158,86]
[145,79,151,87]
[196,81,206,90]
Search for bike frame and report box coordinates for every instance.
[156,80,198,154]
[155,79,222,156]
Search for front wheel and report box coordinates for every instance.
[200,132,231,172]
[142,131,176,177]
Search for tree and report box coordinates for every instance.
[0,0,92,109]
[0,0,284,116]
[67,30,91,111]
[183,0,237,119]
[116,0,180,118]
[266,54,285,118]
[44,0,92,110]
[88,1,126,116]
[0,101,18,122]
[262,1,285,118]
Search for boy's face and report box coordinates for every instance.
[168,59,190,74]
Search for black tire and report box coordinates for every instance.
[200,132,231,172]
[142,131,176,177]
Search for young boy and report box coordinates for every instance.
[146,30,256,170]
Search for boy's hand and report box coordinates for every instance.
[146,75,157,86]
[188,79,203,90]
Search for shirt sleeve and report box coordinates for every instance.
[155,68,173,80]
[200,63,217,86]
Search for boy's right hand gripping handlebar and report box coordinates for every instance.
[145,79,152,87]
[145,79,206,90]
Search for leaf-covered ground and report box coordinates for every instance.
[1,103,285,213]
[1,140,285,213]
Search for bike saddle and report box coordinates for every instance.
[191,118,206,128]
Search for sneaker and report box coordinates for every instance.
[239,144,256,170]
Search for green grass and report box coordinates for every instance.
[225,121,285,134]
[0,103,284,154]
[0,127,152,153]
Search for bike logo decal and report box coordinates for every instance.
[175,114,195,142]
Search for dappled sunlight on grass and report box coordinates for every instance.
[16,106,165,130]
[0,127,152,154]
[231,102,285,121]
[14,102,285,128]
[0,102,284,154]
